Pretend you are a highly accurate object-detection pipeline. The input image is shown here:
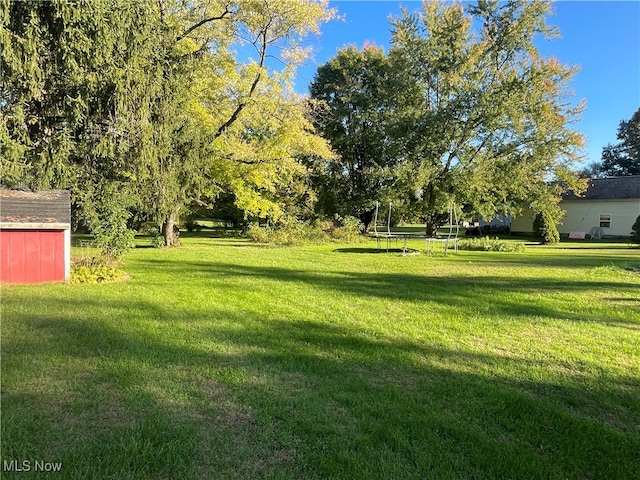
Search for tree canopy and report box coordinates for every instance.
[309,44,395,231]
[1,0,334,249]
[599,107,640,177]
[310,0,585,234]
[2,0,591,248]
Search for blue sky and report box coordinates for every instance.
[295,1,640,168]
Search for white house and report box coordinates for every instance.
[511,176,640,238]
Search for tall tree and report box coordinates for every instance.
[599,107,640,176]
[0,0,131,189]
[1,0,153,252]
[1,0,335,249]
[388,0,585,234]
[136,0,335,245]
[309,44,396,231]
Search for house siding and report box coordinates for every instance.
[0,229,66,283]
[510,176,640,238]
[561,199,640,237]
[511,200,640,237]
[511,210,535,234]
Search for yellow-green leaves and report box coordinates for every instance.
[1,0,335,248]
[388,0,584,227]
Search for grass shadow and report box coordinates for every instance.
[132,258,640,328]
[2,293,639,479]
[333,247,406,254]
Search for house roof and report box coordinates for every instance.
[563,176,640,201]
[0,189,71,224]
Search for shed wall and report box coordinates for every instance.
[0,230,66,283]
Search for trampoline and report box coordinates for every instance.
[371,202,459,255]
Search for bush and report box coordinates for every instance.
[246,223,272,244]
[533,211,560,245]
[631,214,640,243]
[246,215,365,246]
[458,236,526,252]
[76,183,136,260]
[150,230,165,248]
[183,217,201,232]
[329,214,364,242]
[70,256,126,284]
[247,219,327,246]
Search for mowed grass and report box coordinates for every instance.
[2,235,639,479]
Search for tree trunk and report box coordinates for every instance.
[161,211,179,247]
[425,219,438,237]
[360,208,375,233]
[424,184,438,237]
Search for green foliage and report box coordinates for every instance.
[247,214,365,246]
[329,214,364,242]
[247,218,327,246]
[311,0,584,233]
[75,182,136,260]
[150,231,166,248]
[309,44,395,229]
[1,0,335,250]
[459,236,526,252]
[183,217,200,233]
[533,210,560,245]
[93,219,136,260]
[600,107,640,176]
[69,256,126,284]
[631,214,640,243]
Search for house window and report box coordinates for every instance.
[599,214,611,228]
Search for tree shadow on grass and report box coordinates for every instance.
[333,247,407,254]
[132,258,640,328]
[464,249,640,270]
[2,294,639,479]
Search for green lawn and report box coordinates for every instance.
[2,236,639,479]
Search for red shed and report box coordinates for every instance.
[0,189,71,283]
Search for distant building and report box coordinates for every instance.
[511,176,640,238]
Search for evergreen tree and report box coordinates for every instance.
[631,214,640,243]
[533,210,560,244]
[1,0,335,250]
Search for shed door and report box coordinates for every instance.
[0,230,65,283]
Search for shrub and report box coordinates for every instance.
[458,236,526,252]
[246,215,366,246]
[150,230,166,248]
[533,211,560,245]
[183,216,201,232]
[76,183,136,260]
[631,214,640,243]
[247,219,328,246]
[329,214,364,242]
[246,223,272,244]
[70,256,126,284]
